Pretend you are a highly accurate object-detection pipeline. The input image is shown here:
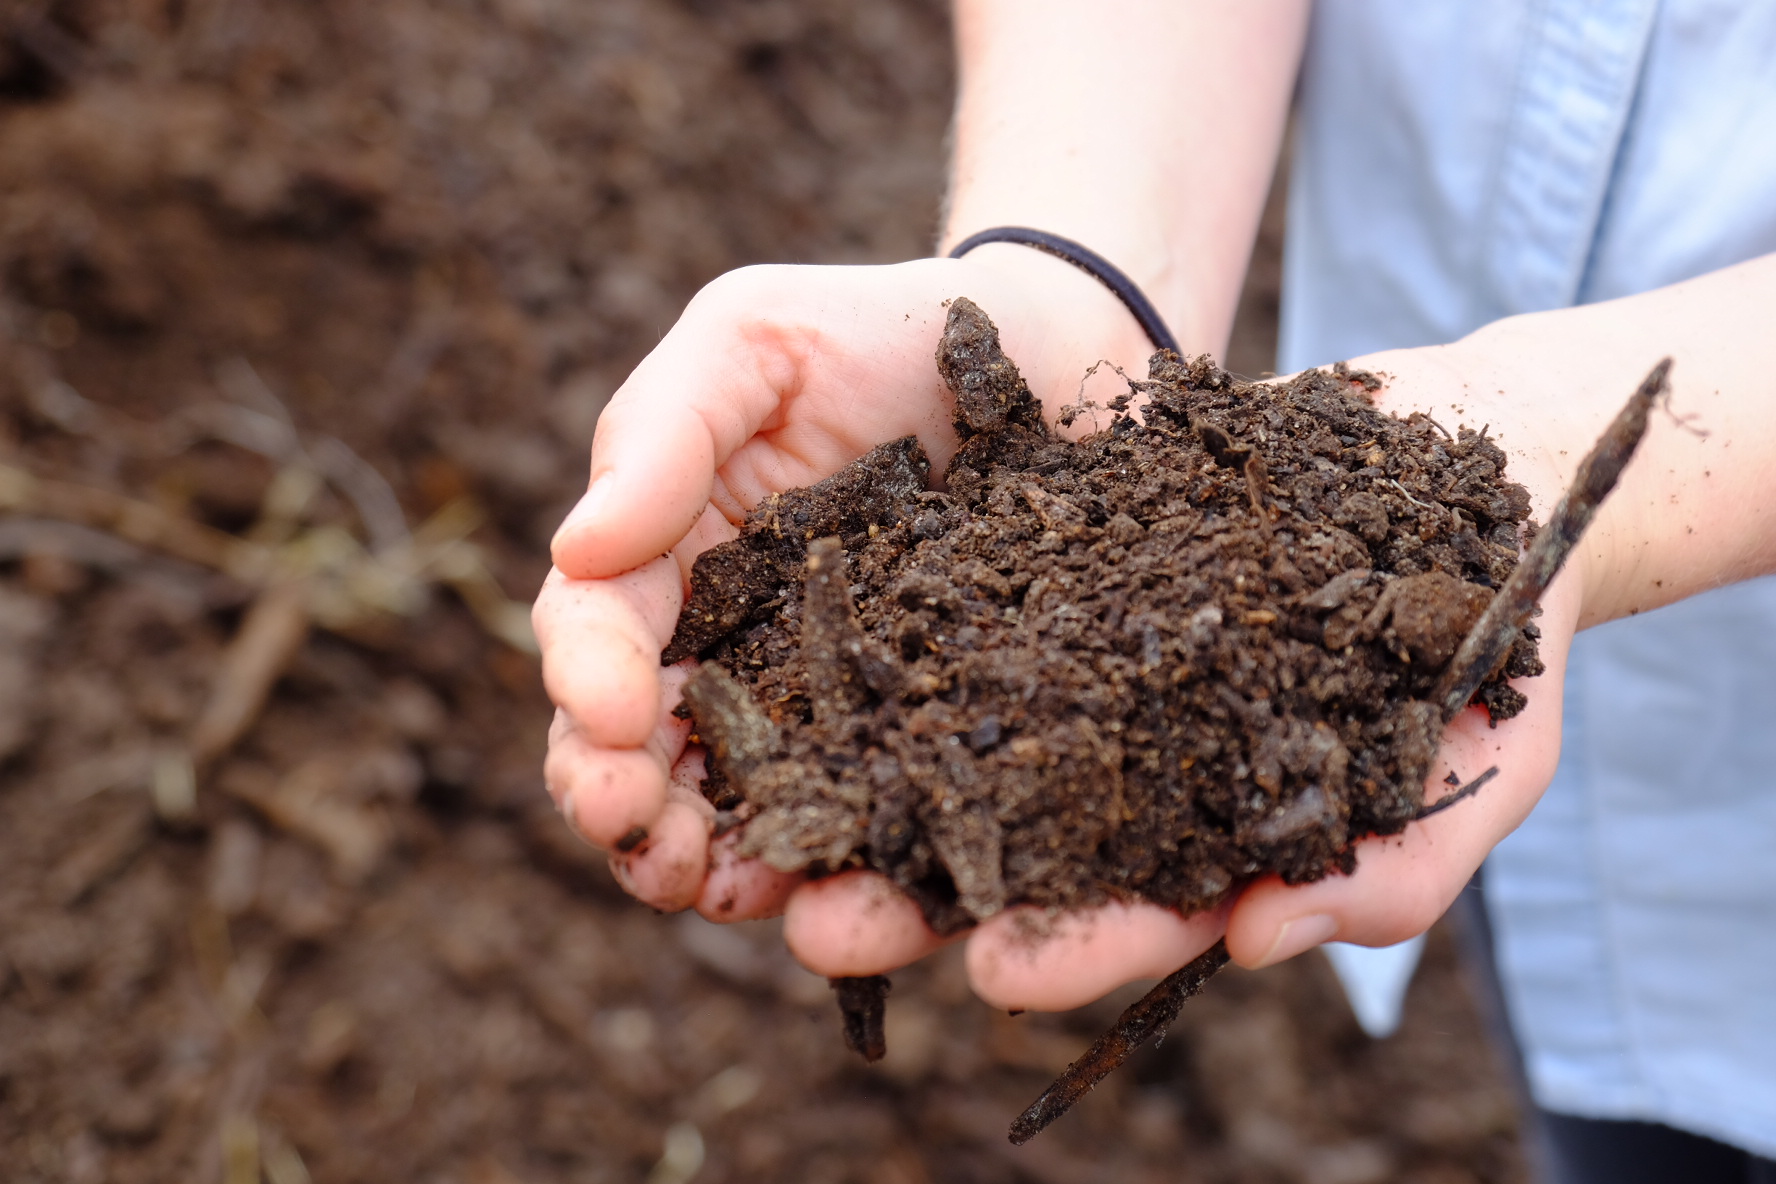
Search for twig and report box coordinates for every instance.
[802,536,871,726]
[0,460,532,650]
[1244,453,1273,539]
[1412,766,1498,821]
[189,579,314,770]
[219,758,391,884]
[214,357,413,554]
[1008,940,1230,1145]
[831,975,891,1063]
[0,461,272,580]
[1432,359,1671,721]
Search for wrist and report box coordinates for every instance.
[943,243,1162,411]
[941,213,1198,347]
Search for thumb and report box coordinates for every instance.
[551,269,801,580]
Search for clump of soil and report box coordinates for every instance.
[673,299,1542,932]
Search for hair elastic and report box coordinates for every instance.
[946,226,1180,355]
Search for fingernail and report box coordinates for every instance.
[1255,913,1339,968]
[555,475,612,541]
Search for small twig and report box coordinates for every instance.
[1244,453,1274,539]
[802,536,871,726]
[1412,766,1498,821]
[1009,940,1230,1145]
[189,579,314,770]
[215,358,413,554]
[831,975,891,1063]
[1433,359,1671,720]
[0,461,273,581]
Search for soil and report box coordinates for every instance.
[1,2,1529,1181]
[676,300,1540,932]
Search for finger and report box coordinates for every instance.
[543,659,696,852]
[1226,599,1575,968]
[782,870,955,977]
[663,742,714,815]
[651,662,697,770]
[548,267,827,579]
[534,556,681,747]
[551,263,959,581]
[965,900,1229,1013]
[549,732,668,850]
[610,800,710,913]
[666,745,800,922]
[696,832,803,922]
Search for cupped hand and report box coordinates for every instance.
[1218,333,1606,976]
[534,256,1597,1014]
[532,246,1159,961]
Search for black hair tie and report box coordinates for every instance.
[946,226,1180,355]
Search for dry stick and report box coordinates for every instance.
[1007,359,1673,1145]
[1412,766,1499,822]
[190,580,314,771]
[1008,941,1230,1145]
[830,975,892,1063]
[1432,357,1672,721]
[0,461,272,580]
[1404,359,1670,823]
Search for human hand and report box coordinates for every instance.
[533,247,1190,982]
[1213,327,1671,980]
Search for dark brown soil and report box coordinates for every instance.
[676,301,1541,932]
[1,3,1531,1180]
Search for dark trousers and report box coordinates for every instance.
[1539,1110,1776,1184]
[1450,875,1776,1184]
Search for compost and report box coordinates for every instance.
[674,299,1543,933]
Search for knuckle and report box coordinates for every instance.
[690,263,789,316]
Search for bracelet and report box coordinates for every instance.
[946,226,1181,355]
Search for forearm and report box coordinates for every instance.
[943,0,1309,357]
[1387,251,1776,630]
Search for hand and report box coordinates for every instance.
[534,249,1193,997]
[965,338,1590,1003]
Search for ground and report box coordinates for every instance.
[0,2,1529,1181]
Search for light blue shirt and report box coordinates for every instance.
[1283,0,1776,1158]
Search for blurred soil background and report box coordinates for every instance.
[0,2,1529,1182]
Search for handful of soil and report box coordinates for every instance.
[669,299,1543,931]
